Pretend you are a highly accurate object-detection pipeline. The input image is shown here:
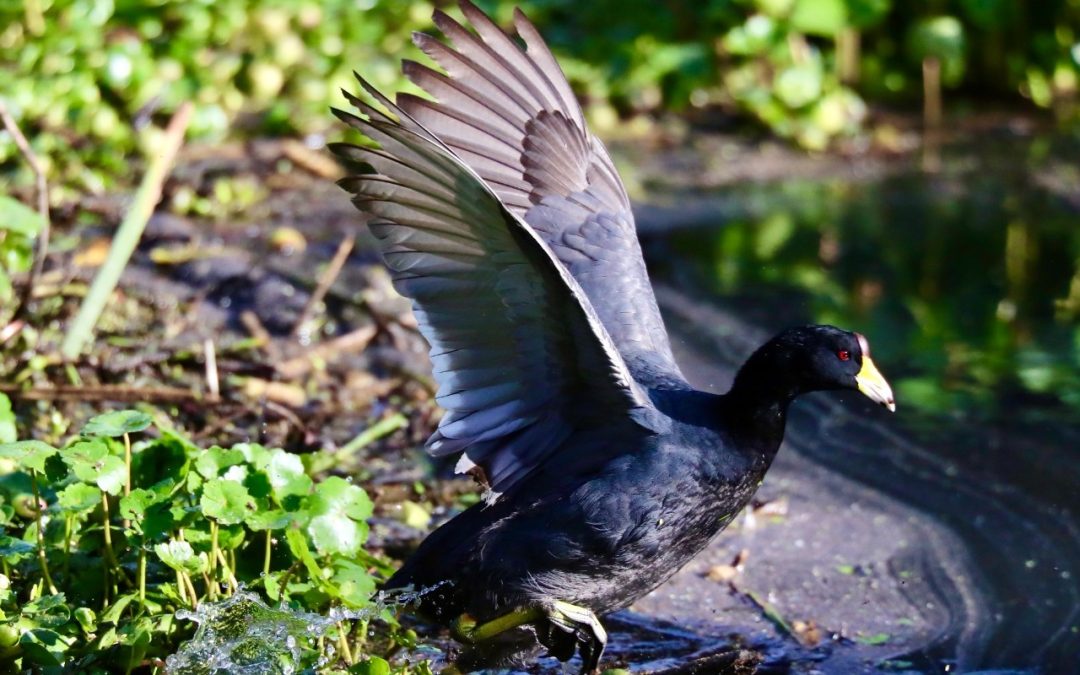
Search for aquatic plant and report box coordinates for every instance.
[0,403,421,671]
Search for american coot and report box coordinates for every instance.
[331,2,895,672]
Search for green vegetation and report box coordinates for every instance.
[0,404,423,672]
[2,0,1079,194]
[0,196,42,307]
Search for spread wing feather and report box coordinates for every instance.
[331,76,658,499]
[399,1,682,382]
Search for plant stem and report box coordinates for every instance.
[263,530,272,576]
[61,103,192,359]
[123,432,132,496]
[208,520,219,598]
[335,412,408,461]
[214,548,238,593]
[29,472,58,594]
[182,572,199,609]
[352,618,371,663]
[63,513,72,578]
[101,492,115,604]
[277,561,302,601]
[336,622,354,666]
[122,432,132,529]
[176,568,188,605]
[138,547,147,603]
[99,493,132,593]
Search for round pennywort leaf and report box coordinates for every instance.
[82,410,153,438]
[200,479,255,525]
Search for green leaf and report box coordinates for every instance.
[846,0,891,29]
[330,559,376,608]
[119,487,160,520]
[350,656,391,675]
[195,446,245,479]
[0,534,35,562]
[754,0,795,16]
[74,607,96,634]
[154,540,209,575]
[132,433,191,487]
[0,394,15,444]
[722,16,777,56]
[216,524,247,551]
[310,476,373,521]
[0,440,58,473]
[200,478,255,524]
[790,0,848,37]
[57,483,102,513]
[305,477,373,556]
[245,507,291,531]
[19,628,67,667]
[264,448,312,502]
[0,195,44,238]
[397,500,431,530]
[61,438,109,466]
[285,528,330,591]
[23,594,71,628]
[99,593,138,625]
[82,410,153,437]
[73,454,127,495]
[775,63,824,108]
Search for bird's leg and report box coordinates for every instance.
[450,601,607,674]
[450,606,544,644]
[544,600,608,674]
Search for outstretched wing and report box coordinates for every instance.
[331,77,660,499]
[398,0,682,383]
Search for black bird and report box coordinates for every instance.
[331,2,895,672]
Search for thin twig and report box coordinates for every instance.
[0,101,51,322]
[290,234,355,338]
[0,383,211,404]
[61,102,193,359]
[203,338,220,402]
[0,320,24,345]
[275,324,377,379]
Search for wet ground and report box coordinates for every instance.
[4,119,1077,673]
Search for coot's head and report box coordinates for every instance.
[738,325,896,411]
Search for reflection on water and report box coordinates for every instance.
[667,136,1080,424]
[645,133,1080,671]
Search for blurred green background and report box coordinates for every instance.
[1,0,1079,421]
[1,0,1078,196]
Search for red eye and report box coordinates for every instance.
[838,350,850,361]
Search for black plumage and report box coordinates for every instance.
[330,3,895,672]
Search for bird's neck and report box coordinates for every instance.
[722,357,801,450]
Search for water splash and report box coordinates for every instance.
[166,582,452,674]
[166,591,335,675]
